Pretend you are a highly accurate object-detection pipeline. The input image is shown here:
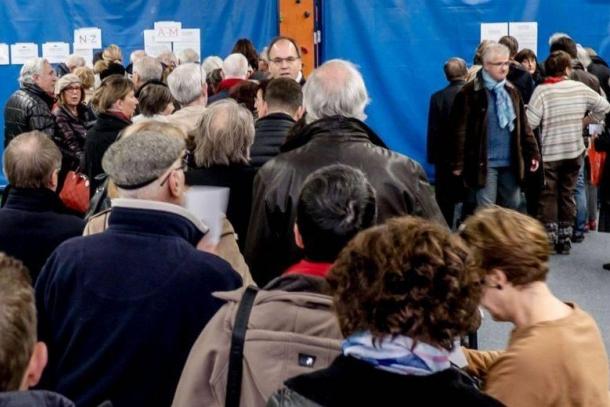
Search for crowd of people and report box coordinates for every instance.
[0,32,608,407]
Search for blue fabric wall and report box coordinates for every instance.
[322,0,610,179]
[0,0,278,185]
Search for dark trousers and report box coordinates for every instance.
[538,156,582,227]
[435,166,462,229]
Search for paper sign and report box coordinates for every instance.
[0,44,9,65]
[10,43,39,65]
[480,23,509,42]
[509,22,538,55]
[72,47,94,67]
[74,27,102,49]
[42,42,70,64]
[184,186,230,246]
[154,21,182,42]
[144,30,172,57]
[173,28,201,58]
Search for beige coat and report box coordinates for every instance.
[172,275,342,407]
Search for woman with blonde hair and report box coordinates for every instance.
[84,75,137,194]
[460,206,609,406]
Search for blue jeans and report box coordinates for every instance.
[476,166,521,209]
[574,162,587,236]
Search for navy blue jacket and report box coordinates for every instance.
[35,203,242,407]
[0,187,84,282]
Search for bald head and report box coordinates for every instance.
[444,58,467,81]
[303,59,369,123]
[3,131,61,189]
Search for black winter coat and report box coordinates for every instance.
[268,355,503,407]
[4,83,55,147]
[185,164,256,250]
[251,112,295,168]
[507,62,536,104]
[245,116,445,286]
[53,104,95,170]
[84,112,131,195]
[0,187,85,282]
[427,80,465,166]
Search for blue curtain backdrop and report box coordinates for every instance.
[0,0,278,185]
[321,0,610,179]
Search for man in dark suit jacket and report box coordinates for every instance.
[427,57,467,227]
[0,131,84,282]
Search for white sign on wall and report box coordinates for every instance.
[74,27,102,49]
[10,43,39,65]
[154,21,182,42]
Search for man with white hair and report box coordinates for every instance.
[177,48,200,64]
[452,42,540,211]
[207,53,248,104]
[132,55,163,92]
[35,128,241,406]
[65,54,86,72]
[4,58,57,147]
[246,59,444,285]
[166,63,207,133]
[126,49,146,74]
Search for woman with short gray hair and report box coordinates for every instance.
[187,99,256,249]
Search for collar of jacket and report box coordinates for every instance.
[22,83,55,107]
[94,112,131,130]
[217,78,244,92]
[1,186,68,213]
[280,116,388,153]
[257,112,296,123]
[214,273,332,304]
[108,198,209,246]
[473,69,516,92]
[0,390,75,407]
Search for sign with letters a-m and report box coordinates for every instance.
[154,21,182,42]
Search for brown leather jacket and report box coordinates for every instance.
[451,71,540,189]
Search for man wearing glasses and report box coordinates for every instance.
[34,128,241,407]
[452,42,540,211]
[267,36,305,85]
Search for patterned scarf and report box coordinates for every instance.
[342,331,450,376]
[481,69,516,132]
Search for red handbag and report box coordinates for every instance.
[59,171,90,213]
[589,146,607,187]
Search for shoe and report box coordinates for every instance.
[589,220,598,231]
[555,241,571,255]
[604,263,610,271]
[571,234,585,243]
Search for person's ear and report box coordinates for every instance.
[294,106,305,121]
[168,170,183,199]
[488,268,509,288]
[293,223,304,249]
[21,342,48,390]
[48,169,59,191]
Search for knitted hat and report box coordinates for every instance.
[54,73,81,96]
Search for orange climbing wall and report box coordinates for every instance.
[278,0,316,77]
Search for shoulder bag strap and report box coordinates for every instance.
[225,285,259,407]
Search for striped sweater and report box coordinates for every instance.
[526,79,610,162]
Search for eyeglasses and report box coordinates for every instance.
[270,56,300,64]
[64,86,82,92]
[486,61,510,68]
[159,155,189,187]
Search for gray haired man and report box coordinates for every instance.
[246,59,444,286]
[4,58,57,147]
[34,127,242,406]
[167,63,207,133]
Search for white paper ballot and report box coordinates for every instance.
[144,30,172,57]
[154,21,182,42]
[10,43,39,65]
[173,28,201,58]
[184,186,230,245]
[72,47,94,67]
[509,22,538,55]
[42,42,70,64]
[0,44,9,65]
[589,123,604,136]
[74,27,102,49]
[480,23,509,42]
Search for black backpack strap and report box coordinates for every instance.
[225,285,259,407]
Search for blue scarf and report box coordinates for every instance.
[481,69,516,132]
[342,331,450,376]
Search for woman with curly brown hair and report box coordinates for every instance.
[268,217,502,407]
[460,207,609,406]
